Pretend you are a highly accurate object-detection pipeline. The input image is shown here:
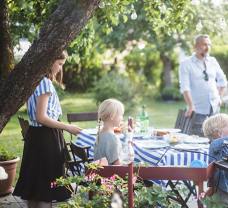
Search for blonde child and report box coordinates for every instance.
[202,113,228,205]
[94,98,124,165]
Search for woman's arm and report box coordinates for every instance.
[36,93,81,135]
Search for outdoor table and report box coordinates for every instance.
[75,131,211,205]
[75,131,209,168]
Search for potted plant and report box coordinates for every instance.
[0,147,20,196]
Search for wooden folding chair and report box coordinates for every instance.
[174,109,185,130]
[66,112,97,175]
[64,142,83,176]
[18,116,29,140]
[186,113,207,136]
[69,142,93,175]
[67,112,98,123]
[182,112,195,134]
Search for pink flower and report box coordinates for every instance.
[51,181,57,188]
[110,175,116,181]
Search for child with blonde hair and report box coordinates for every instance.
[203,113,228,141]
[202,113,228,205]
[94,98,124,165]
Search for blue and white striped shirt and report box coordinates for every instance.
[27,77,62,127]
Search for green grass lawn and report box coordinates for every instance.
[0,92,186,182]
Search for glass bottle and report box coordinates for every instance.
[120,125,134,164]
[139,105,149,133]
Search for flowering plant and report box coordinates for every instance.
[54,163,179,208]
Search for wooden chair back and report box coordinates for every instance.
[186,113,207,136]
[18,116,29,140]
[182,112,195,134]
[69,142,93,175]
[70,142,90,162]
[67,112,98,123]
[174,109,185,129]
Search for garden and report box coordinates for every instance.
[1,0,228,207]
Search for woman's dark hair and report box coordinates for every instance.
[48,50,68,87]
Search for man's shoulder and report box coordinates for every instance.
[207,56,217,63]
[180,56,193,65]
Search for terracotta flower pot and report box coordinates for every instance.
[0,157,20,196]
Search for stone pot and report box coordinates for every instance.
[0,157,20,196]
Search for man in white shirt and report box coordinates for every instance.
[179,34,227,135]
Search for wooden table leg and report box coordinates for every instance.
[128,162,134,208]
[196,181,204,208]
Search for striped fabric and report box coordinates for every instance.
[75,131,209,167]
[27,77,62,126]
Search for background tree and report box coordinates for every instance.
[0,0,194,132]
[0,0,14,79]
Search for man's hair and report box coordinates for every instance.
[194,34,210,45]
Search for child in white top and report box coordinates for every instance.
[94,98,124,165]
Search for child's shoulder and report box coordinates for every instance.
[210,137,228,149]
[100,131,116,139]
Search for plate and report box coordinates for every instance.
[134,140,169,149]
[133,133,144,139]
[83,128,98,135]
[155,128,181,133]
[155,128,181,136]
[173,143,209,150]
[183,137,209,144]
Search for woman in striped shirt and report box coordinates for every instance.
[14,51,81,208]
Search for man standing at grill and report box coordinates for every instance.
[179,34,227,135]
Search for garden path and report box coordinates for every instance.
[0,194,62,208]
[0,193,198,208]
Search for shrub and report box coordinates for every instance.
[54,83,66,101]
[93,72,140,110]
[211,45,228,79]
[160,87,182,101]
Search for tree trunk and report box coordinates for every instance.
[160,54,172,89]
[0,0,14,79]
[0,0,100,133]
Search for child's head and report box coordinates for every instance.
[98,98,124,127]
[202,113,228,140]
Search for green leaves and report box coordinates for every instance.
[0,147,16,161]
[143,0,191,35]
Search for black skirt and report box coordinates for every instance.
[13,126,71,202]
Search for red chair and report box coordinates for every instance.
[87,162,215,208]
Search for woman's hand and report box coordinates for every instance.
[66,124,82,135]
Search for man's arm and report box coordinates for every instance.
[218,86,226,97]
[179,60,194,116]
[183,91,195,117]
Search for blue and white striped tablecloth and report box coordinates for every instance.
[75,131,209,167]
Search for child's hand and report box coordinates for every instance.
[205,187,215,197]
